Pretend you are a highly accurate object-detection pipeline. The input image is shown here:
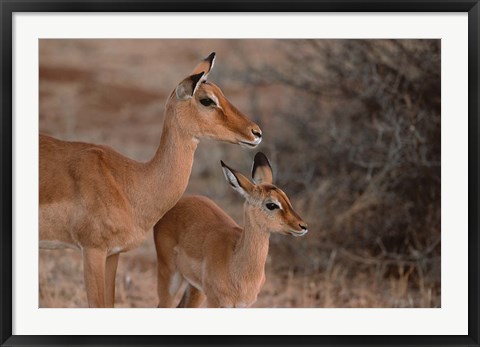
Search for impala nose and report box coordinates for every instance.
[299,223,308,231]
[252,129,262,139]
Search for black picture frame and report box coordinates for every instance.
[1,1,478,346]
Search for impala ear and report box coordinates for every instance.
[221,160,254,198]
[191,52,215,79]
[175,72,205,100]
[252,152,273,185]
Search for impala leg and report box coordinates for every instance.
[157,269,186,308]
[177,284,206,308]
[83,248,107,308]
[105,253,120,308]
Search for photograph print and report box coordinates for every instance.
[39,39,441,308]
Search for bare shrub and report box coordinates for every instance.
[229,40,441,304]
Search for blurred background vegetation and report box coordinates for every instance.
[39,39,440,308]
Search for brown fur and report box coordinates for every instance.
[154,155,307,308]
[39,53,261,307]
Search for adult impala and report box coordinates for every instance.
[39,52,262,308]
[154,152,307,308]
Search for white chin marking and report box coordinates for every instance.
[253,137,262,146]
[239,142,256,149]
[239,136,262,149]
[291,230,308,237]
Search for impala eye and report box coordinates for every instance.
[266,203,279,211]
[200,98,216,107]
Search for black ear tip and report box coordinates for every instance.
[190,71,205,84]
[254,152,270,165]
[252,152,271,178]
[220,160,226,167]
[205,52,216,63]
[255,151,266,159]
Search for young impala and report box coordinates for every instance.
[39,53,262,307]
[154,152,308,308]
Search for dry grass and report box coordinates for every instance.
[40,242,436,308]
[39,39,440,308]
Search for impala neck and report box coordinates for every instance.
[135,102,198,230]
[231,205,270,285]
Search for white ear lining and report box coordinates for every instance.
[192,80,202,96]
[210,54,216,71]
[202,55,215,81]
[223,167,240,188]
[200,72,209,83]
[222,167,248,198]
